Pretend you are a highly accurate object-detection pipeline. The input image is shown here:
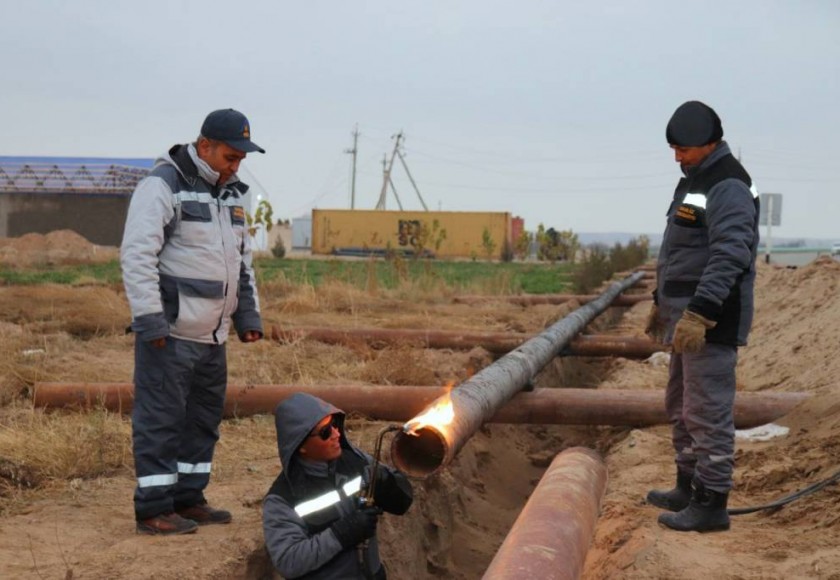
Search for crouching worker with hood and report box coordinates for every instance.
[263,393,413,579]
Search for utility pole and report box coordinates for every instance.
[396,148,428,211]
[376,132,403,210]
[378,154,388,210]
[344,125,359,209]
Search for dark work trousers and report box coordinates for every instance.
[665,342,738,493]
[132,336,227,520]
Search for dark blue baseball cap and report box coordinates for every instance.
[200,109,265,154]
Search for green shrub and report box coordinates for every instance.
[271,235,286,259]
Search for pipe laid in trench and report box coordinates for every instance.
[271,325,664,358]
[390,271,641,477]
[31,383,806,428]
[453,292,651,307]
[482,447,607,580]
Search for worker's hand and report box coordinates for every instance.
[149,337,167,349]
[329,506,379,549]
[241,330,263,343]
[643,303,666,343]
[672,311,716,354]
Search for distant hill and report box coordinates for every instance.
[577,232,661,247]
[577,232,835,250]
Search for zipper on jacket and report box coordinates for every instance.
[212,196,230,344]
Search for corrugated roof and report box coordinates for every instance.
[0,156,153,195]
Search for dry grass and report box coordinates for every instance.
[0,286,130,339]
[0,262,542,518]
[0,404,131,502]
[358,346,441,386]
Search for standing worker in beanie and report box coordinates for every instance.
[644,101,759,532]
[263,393,413,579]
[121,109,266,535]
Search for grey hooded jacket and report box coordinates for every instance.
[263,393,412,580]
[655,141,759,346]
[120,143,262,344]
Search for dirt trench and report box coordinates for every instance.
[233,343,631,578]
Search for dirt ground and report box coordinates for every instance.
[0,232,839,579]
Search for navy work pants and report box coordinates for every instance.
[666,342,738,493]
[132,336,227,520]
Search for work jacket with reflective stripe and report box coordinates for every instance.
[263,393,412,580]
[655,141,760,346]
[121,143,262,344]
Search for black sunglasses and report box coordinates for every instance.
[308,416,338,441]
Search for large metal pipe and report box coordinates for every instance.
[614,269,656,279]
[562,335,663,358]
[271,325,664,358]
[453,293,651,307]
[390,272,644,477]
[482,447,607,580]
[31,383,805,428]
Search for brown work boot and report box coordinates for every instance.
[175,501,232,525]
[136,512,198,536]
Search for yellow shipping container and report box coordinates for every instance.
[311,209,512,259]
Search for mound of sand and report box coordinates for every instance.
[0,230,119,266]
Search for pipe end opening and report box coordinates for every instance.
[390,427,447,477]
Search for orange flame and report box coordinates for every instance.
[404,382,456,436]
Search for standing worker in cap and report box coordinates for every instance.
[644,101,760,532]
[121,109,266,535]
[263,393,413,579]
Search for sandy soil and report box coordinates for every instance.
[0,230,119,267]
[0,232,839,579]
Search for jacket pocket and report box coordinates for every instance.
[668,221,708,248]
[159,274,179,323]
[170,277,225,339]
[179,201,216,247]
[180,200,212,222]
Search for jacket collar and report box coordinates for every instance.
[682,141,732,178]
[162,143,249,197]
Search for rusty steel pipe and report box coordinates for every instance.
[561,335,663,358]
[32,382,806,428]
[614,270,656,279]
[271,325,528,355]
[271,325,664,358]
[390,273,647,477]
[453,293,651,307]
[482,447,607,580]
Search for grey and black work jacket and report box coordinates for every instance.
[655,141,760,346]
[263,394,413,580]
[121,143,262,344]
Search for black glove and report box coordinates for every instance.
[330,506,379,549]
[373,467,413,515]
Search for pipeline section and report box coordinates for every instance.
[482,447,607,580]
[391,272,638,477]
[271,325,664,359]
[453,293,651,307]
[31,383,805,428]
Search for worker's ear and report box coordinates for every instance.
[300,448,307,454]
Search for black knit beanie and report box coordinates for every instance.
[666,101,724,146]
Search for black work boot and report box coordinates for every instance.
[175,501,232,525]
[646,470,693,512]
[658,480,730,532]
[136,512,199,536]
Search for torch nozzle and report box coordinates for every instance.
[363,424,402,506]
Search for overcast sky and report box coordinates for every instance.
[2,1,838,239]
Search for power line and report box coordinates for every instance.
[356,131,664,164]
[416,179,673,194]
[405,147,673,181]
